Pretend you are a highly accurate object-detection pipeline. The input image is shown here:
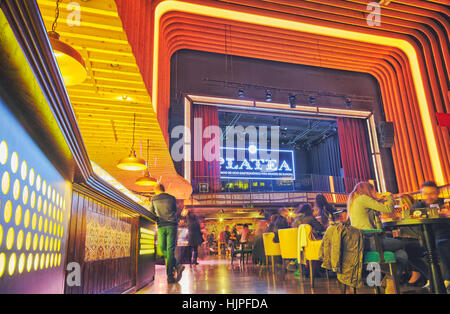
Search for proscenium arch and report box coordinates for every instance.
[151,0,445,187]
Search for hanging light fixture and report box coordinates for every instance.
[135,140,158,186]
[48,0,87,86]
[117,114,147,171]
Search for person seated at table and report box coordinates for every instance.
[315,194,337,228]
[227,225,240,256]
[293,203,326,239]
[411,181,450,290]
[348,182,411,278]
[240,224,251,245]
[265,209,289,243]
[398,194,428,287]
[265,214,279,234]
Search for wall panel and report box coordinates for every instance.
[65,186,139,294]
[0,98,72,293]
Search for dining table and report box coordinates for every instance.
[382,217,450,294]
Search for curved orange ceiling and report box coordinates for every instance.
[114,0,449,193]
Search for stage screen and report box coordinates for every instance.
[220,146,295,181]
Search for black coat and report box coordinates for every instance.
[187,215,204,247]
[149,193,178,227]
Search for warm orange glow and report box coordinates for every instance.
[153,1,444,186]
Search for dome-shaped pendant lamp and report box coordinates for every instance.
[48,0,87,86]
[135,169,158,186]
[135,140,158,186]
[117,114,147,171]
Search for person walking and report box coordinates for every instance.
[149,184,185,284]
[186,210,204,265]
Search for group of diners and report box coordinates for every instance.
[264,181,450,292]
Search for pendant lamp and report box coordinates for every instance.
[48,0,87,86]
[135,140,158,186]
[117,114,147,171]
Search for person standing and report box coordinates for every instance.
[149,184,185,284]
[240,224,251,244]
[186,210,204,265]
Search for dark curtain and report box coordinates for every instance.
[193,105,221,192]
[309,134,342,177]
[337,118,372,193]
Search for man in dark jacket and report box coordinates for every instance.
[411,181,450,290]
[149,184,184,284]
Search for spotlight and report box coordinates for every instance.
[238,88,245,98]
[288,94,296,108]
[265,90,272,102]
[248,145,257,154]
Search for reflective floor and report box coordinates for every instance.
[137,256,419,294]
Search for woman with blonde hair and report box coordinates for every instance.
[348,182,409,280]
[347,182,396,229]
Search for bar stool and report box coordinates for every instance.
[262,232,281,272]
[340,229,401,294]
[362,229,400,294]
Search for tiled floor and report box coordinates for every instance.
[136,256,425,294]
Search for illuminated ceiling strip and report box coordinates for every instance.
[153,1,444,185]
[90,161,146,205]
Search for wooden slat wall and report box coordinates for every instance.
[65,187,139,294]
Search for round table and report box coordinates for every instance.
[383,218,450,294]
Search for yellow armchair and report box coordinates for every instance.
[278,228,299,259]
[298,224,326,287]
[262,232,281,271]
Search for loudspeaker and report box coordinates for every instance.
[378,121,394,148]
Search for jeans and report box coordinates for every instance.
[158,225,179,279]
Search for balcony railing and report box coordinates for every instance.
[192,174,357,194]
[192,191,349,206]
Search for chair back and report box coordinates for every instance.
[278,228,298,259]
[298,224,321,261]
[262,232,281,256]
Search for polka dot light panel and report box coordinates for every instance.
[0,140,67,278]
